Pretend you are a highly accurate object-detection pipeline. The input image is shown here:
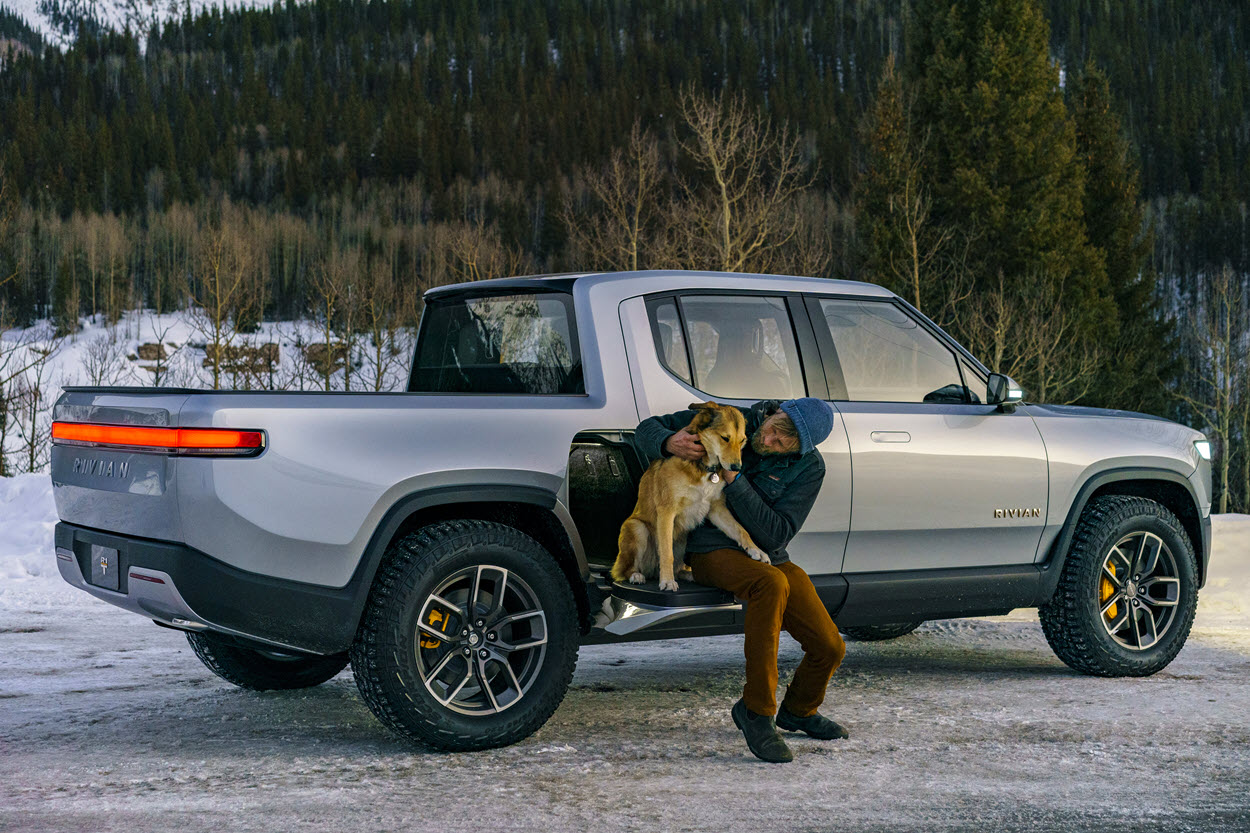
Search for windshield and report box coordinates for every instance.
[409,292,584,394]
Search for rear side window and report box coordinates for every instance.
[647,297,692,384]
[646,294,805,400]
[410,293,584,394]
[813,299,967,403]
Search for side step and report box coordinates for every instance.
[590,576,741,637]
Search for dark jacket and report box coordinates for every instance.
[631,400,826,566]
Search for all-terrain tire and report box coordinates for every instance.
[349,519,579,752]
[186,631,349,691]
[839,622,924,641]
[1038,494,1198,677]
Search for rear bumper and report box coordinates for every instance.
[55,522,356,655]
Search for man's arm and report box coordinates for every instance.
[722,459,825,553]
[632,408,698,463]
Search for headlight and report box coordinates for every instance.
[1194,440,1212,461]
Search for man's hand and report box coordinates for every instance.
[664,429,705,461]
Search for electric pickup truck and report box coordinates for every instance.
[50,270,1213,751]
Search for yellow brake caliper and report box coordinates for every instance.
[1101,563,1118,621]
[419,607,451,649]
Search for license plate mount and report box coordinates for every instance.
[89,544,121,591]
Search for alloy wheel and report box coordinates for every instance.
[1098,530,1181,651]
[414,564,548,716]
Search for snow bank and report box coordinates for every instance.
[1198,513,1250,623]
[0,471,81,607]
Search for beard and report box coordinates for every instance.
[750,426,783,456]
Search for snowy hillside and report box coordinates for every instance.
[0,0,277,44]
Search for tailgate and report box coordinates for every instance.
[50,389,193,542]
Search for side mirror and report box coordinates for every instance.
[987,373,1025,411]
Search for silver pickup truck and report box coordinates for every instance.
[50,270,1213,751]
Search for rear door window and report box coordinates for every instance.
[647,294,805,400]
[410,293,584,394]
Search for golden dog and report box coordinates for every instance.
[611,401,769,591]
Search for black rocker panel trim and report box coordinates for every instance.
[833,565,1040,626]
[1036,466,1208,600]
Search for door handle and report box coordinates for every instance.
[870,431,911,443]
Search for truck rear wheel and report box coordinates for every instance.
[349,520,579,751]
[1038,495,1198,677]
[839,622,923,641]
[186,631,349,691]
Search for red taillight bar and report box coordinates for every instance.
[51,422,265,455]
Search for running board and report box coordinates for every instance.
[589,577,740,636]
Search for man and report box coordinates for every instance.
[633,398,848,763]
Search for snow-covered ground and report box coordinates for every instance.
[1,476,1249,831]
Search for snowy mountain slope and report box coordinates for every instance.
[0,0,277,44]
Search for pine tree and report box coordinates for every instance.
[1070,64,1177,414]
[907,0,1114,402]
[855,55,954,314]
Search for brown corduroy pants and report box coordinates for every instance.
[690,548,846,716]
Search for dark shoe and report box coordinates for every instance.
[730,698,793,763]
[776,703,850,740]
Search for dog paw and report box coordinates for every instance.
[748,547,770,562]
[676,567,693,581]
[629,572,646,584]
[659,578,679,591]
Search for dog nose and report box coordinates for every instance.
[729,464,742,471]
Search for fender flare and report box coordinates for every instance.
[1036,466,1208,603]
[336,484,589,649]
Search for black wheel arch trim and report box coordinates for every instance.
[339,484,591,647]
[1037,466,1209,603]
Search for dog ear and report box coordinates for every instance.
[687,403,715,432]
[687,401,718,411]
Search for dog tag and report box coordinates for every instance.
[709,473,720,483]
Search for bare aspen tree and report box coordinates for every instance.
[672,87,814,273]
[0,317,62,475]
[1172,265,1247,513]
[957,270,1101,404]
[362,261,412,391]
[308,247,365,391]
[82,333,135,386]
[189,215,254,390]
[562,122,665,271]
[444,220,532,284]
[14,334,65,473]
[140,308,182,387]
[101,213,128,325]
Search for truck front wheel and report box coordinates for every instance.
[186,631,349,690]
[350,520,579,751]
[1038,495,1198,677]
